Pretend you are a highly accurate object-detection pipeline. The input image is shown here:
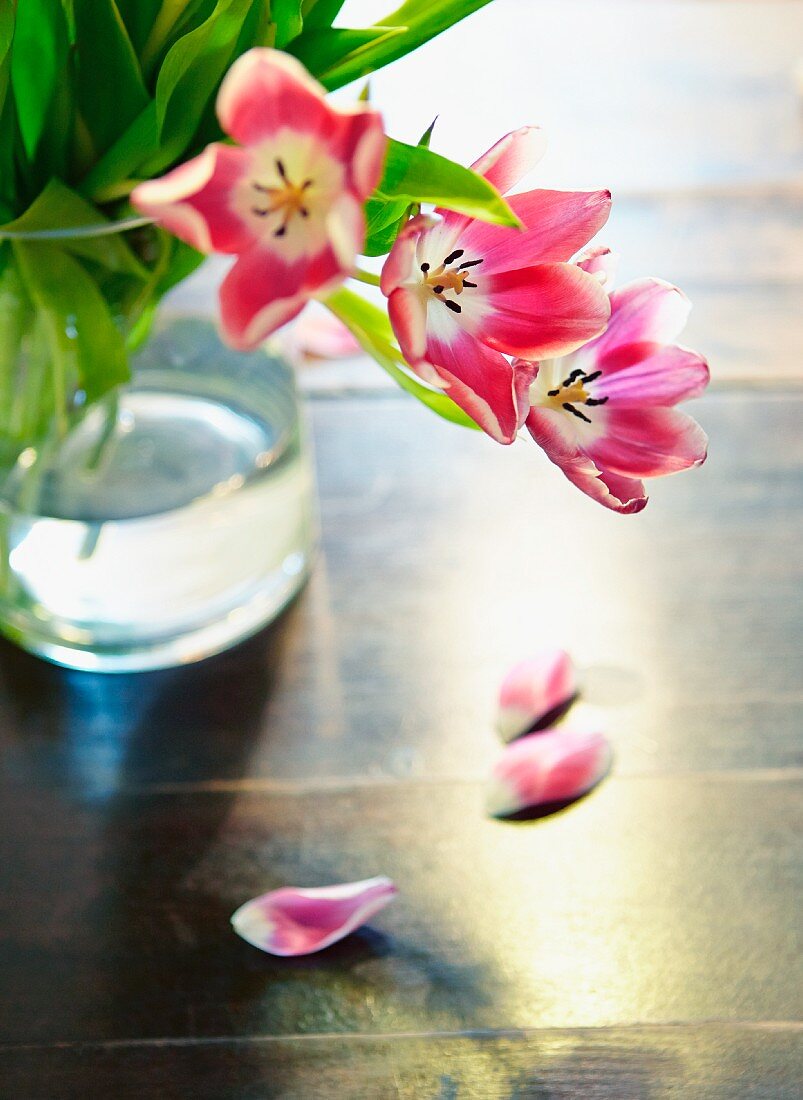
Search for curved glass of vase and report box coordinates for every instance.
[0,219,316,671]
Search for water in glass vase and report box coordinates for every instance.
[0,319,316,671]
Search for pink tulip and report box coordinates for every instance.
[495,649,577,743]
[132,49,385,350]
[487,727,612,817]
[380,128,612,443]
[230,876,397,956]
[524,278,710,513]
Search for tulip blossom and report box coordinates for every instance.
[380,128,612,443]
[495,649,577,743]
[132,49,386,350]
[487,727,612,818]
[525,278,710,512]
[231,876,397,956]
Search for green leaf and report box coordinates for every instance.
[71,1,150,160]
[270,0,303,48]
[376,138,519,227]
[140,0,219,75]
[0,2,17,219]
[0,180,149,278]
[290,26,404,78]
[326,287,479,431]
[0,0,13,114]
[78,103,159,201]
[10,0,74,186]
[13,240,131,405]
[319,0,494,90]
[115,0,165,53]
[362,195,408,257]
[300,0,345,31]
[362,119,437,256]
[140,0,256,175]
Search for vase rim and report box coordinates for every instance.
[0,215,154,242]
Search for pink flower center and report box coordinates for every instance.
[419,249,483,315]
[250,158,314,238]
[542,367,608,423]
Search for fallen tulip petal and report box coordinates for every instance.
[487,728,612,818]
[231,876,397,956]
[495,649,577,742]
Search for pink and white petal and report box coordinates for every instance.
[469,126,547,195]
[460,189,612,272]
[480,262,610,359]
[525,404,583,463]
[380,214,435,295]
[585,406,709,478]
[513,358,538,429]
[329,109,387,198]
[131,144,255,254]
[217,48,332,146]
[388,287,428,364]
[581,279,692,368]
[526,410,648,512]
[231,876,397,956]
[576,245,619,288]
[487,728,613,817]
[426,319,523,444]
[594,344,710,406]
[496,650,577,743]
[559,454,648,514]
[219,243,341,350]
[326,192,366,271]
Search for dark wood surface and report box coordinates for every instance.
[1,391,801,1098]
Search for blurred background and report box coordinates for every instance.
[170,0,803,386]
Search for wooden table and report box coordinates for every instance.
[1,389,801,1098]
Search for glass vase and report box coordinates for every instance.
[0,287,316,671]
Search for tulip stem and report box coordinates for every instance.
[351,268,381,287]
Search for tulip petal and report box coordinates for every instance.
[330,109,388,198]
[220,239,346,351]
[584,406,709,479]
[480,263,611,360]
[559,456,649,514]
[576,245,619,288]
[218,48,334,146]
[487,728,613,818]
[461,189,612,272]
[469,126,548,196]
[131,144,255,254]
[594,344,710,407]
[380,213,438,296]
[388,287,428,364]
[231,876,397,956]
[575,280,693,376]
[496,650,577,743]
[425,315,524,444]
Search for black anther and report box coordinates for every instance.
[563,402,592,423]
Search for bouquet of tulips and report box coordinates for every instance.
[0,0,708,508]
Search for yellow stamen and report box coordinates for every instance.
[423,266,469,295]
[542,379,589,411]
